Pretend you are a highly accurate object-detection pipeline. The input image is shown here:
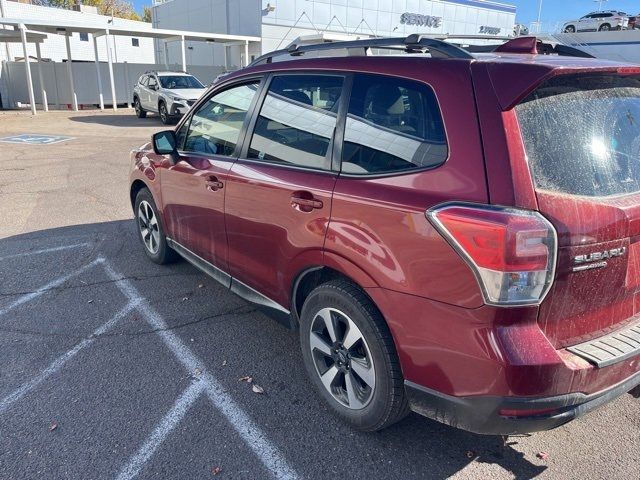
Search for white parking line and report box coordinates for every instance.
[0,243,91,261]
[0,299,138,415]
[115,381,206,480]
[102,260,301,480]
[0,257,104,317]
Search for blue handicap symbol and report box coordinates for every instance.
[0,134,73,145]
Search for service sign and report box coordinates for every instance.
[400,13,443,28]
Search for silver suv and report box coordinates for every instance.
[563,11,629,33]
[133,71,207,124]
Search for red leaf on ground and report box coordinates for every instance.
[537,451,550,461]
[211,466,222,475]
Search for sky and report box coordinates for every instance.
[130,1,640,27]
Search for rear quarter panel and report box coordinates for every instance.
[325,58,489,307]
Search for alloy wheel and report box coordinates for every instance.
[137,200,160,254]
[309,307,376,410]
[135,99,141,115]
[159,103,168,123]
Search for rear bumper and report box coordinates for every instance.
[406,370,640,435]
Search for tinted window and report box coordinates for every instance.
[159,75,204,89]
[247,75,344,170]
[148,76,158,88]
[341,73,448,175]
[176,121,189,151]
[184,82,259,156]
[516,75,640,197]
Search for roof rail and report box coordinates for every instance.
[248,34,594,67]
[250,34,474,66]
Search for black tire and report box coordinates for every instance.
[134,97,147,118]
[134,188,177,264]
[599,23,611,31]
[158,101,172,125]
[299,279,409,431]
[564,25,576,33]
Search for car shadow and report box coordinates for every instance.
[0,220,548,479]
[68,114,165,128]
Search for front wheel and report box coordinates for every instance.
[134,188,177,264]
[299,280,409,431]
[564,25,576,33]
[159,101,172,125]
[599,23,611,31]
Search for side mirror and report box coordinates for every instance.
[152,130,177,155]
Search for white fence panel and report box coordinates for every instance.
[1,61,227,109]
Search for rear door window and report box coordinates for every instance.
[516,74,640,197]
[341,73,448,175]
[247,74,344,170]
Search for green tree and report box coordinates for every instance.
[142,6,152,23]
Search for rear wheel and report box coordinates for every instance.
[134,97,146,118]
[134,188,177,264]
[599,23,611,31]
[299,280,409,431]
[564,25,576,33]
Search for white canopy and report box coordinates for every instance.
[0,17,261,114]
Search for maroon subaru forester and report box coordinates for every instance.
[129,36,640,435]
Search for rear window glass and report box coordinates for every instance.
[341,73,448,175]
[516,74,640,197]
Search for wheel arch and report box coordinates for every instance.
[130,179,149,212]
[290,253,380,324]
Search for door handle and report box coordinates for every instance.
[291,194,323,212]
[205,176,224,192]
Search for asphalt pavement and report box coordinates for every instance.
[0,109,638,480]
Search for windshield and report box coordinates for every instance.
[159,75,204,89]
[516,74,640,197]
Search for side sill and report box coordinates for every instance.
[166,238,295,329]
[167,238,231,288]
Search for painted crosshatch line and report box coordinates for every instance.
[0,134,74,145]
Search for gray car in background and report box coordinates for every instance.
[133,71,207,124]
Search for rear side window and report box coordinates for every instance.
[247,75,344,170]
[516,75,640,197]
[184,82,259,156]
[341,73,448,175]
[139,75,148,86]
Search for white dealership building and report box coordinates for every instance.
[153,0,517,66]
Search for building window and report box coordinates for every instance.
[79,32,89,42]
[132,38,140,47]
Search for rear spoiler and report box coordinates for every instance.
[485,62,640,111]
[462,36,595,59]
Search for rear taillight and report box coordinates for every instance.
[427,203,557,306]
